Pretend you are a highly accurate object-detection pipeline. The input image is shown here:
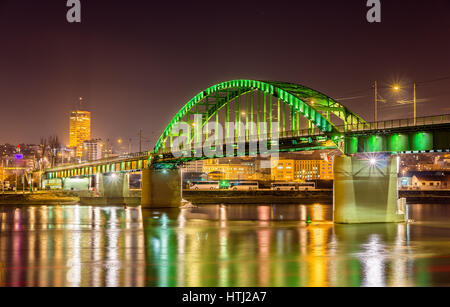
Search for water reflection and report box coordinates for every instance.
[1,203,450,286]
[142,204,450,287]
[0,205,145,287]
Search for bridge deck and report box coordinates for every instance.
[44,114,450,179]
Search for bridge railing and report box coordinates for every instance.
[161,114,450,154]
[51,114,450,168]
[336,114,450,132]
[47,151,151,172]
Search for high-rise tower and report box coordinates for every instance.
[69,98,91,158]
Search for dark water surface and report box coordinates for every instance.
[1,203,450,287]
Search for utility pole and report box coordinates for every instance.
[139,129,142,153]
[1,159,4,196]
[106,138,112,156]
[374,81,378,123]
[413,82,417,125]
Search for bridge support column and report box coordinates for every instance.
[62,177,89,191]
[102,173,129,199]
[333,155,405,224]
[141,168,181,208]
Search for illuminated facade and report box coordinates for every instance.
[82,139,105,162]
[69,110,91,157]
[182,160,204,173]
[203,159,254,180]
[271,159,334,182]
[271,160,295,182]
[295,160,334,181]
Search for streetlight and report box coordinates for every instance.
[374,81,378,123]
[392,82,417,125]
[414,82,417,125]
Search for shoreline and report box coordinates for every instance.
[0,192,79,206]
[0,189,450,206]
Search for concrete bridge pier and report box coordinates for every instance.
[99,173,130,204]
[62,177,89,191]
[333,155,405,224]
[141,167,181,208]
[77,173,141,206]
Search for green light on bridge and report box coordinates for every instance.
[153,79,366,153]
[411,132,433,151]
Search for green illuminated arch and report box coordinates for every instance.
[153,80,367,153]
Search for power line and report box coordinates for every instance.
[416,75,450,85]
[335,74,450,101]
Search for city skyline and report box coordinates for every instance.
[0,0,449,148]
[2,0,450,290]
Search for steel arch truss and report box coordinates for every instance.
[153,80,367,153]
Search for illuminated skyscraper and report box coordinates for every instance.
[69,108,91,158]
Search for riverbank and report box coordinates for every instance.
[398,190,450,204]
[182,189,333,205]
[183,189,450,205]
[0,192,79,205]
[2,189,450,206]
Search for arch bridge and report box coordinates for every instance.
[44,80,450,223]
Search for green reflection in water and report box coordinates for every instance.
[0,204,450,286]
[139,204,448,287]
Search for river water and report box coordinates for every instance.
[0,203,450,287]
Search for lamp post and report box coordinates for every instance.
[139,129,142,153]
[15,169,18,194]
[1,159,4,196]
[392,82,417,125]
[116,138,123,155]
[413,82,417,125]
[374,81,378,123]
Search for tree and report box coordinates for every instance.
[39,137,47,158]
[48,135,61,167]
[38,137,48,169]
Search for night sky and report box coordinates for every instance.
[1,0,449,150]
